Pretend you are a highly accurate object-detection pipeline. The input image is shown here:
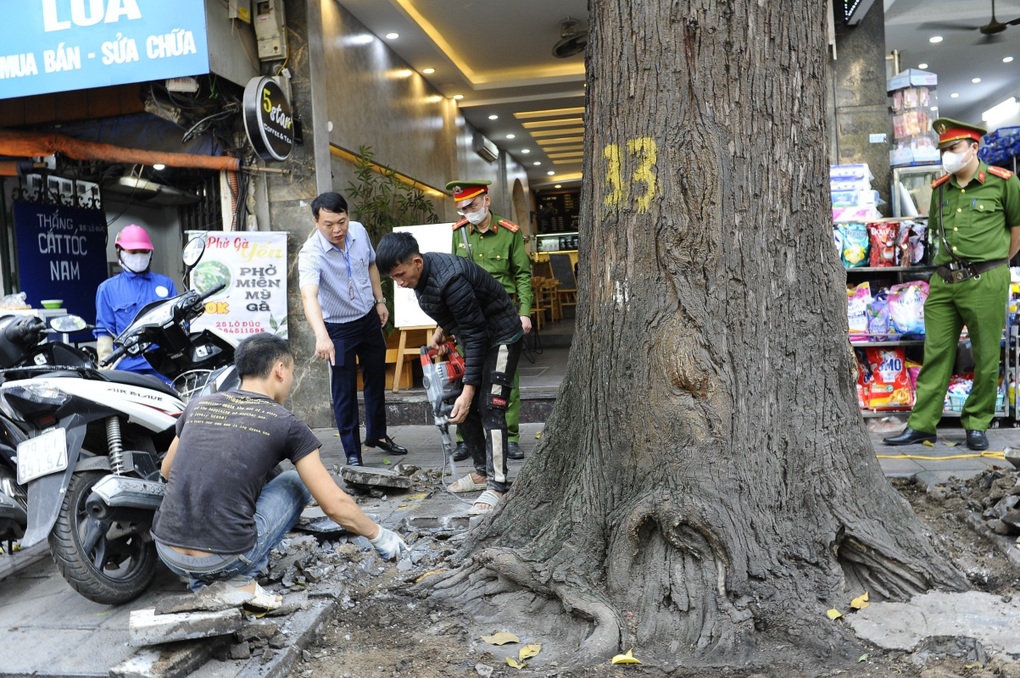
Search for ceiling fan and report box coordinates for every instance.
[918,0,1020,41]
[552,17,587,58]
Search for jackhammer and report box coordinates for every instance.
[420,342,466,475]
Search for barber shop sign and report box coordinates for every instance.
[242,76,294,162]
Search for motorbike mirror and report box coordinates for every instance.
[49,314,88,333]
[182,236,207,269]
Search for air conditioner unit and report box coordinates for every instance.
[472,132,499,163]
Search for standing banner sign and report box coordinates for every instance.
[13,200,108,323]
[188,231,289,339]
[392,223,455,328]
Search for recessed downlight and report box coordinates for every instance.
[1004,57,1015,63]
[488,114,498,120]
[929,35,943,44]
[972,77,982,84]
[918,63,928,69]
[951,92,960,98]
[422,67,435,74]
[385,32,399,40]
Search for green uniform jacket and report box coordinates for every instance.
[928,161,1020,265]
[452,214,533,316]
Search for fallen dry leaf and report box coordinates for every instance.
[506,657,525,669]
[850,592,870,610]
[413,569,447,583]
[482,632,520,645]
[826,608,843,620]
[611,649,642,664]
[519,644,542,661]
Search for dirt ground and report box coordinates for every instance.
[289,467,1020,678]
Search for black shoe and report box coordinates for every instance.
[365,435,407,456]
[882,427,937,446]
[345,456,363,467]
[966,429,989,451]
[452,442,470,462]
[507,442,524,460]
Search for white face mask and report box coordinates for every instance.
[120,251,152,273]
[941,147,973,175]
[464,205,489,226]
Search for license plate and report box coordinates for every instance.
[17,428,68,485]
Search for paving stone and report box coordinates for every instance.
[110,638,225,678]
[340,465,413,489]
[129,608,244,647]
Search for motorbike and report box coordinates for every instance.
[0,313,95,552]
[1,236,239,603]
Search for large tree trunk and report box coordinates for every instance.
[428,1,966,669]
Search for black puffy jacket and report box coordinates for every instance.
[414,252,522,386]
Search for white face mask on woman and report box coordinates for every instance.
[120,251,152,273]
[941,146,973,175]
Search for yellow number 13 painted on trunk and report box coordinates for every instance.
[602,137,658,214]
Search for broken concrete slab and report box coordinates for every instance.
[340,465,413,490]
[110,637,227,678]
[129,608,245,647]
[845,590,1020,659]
[155,581,255,614]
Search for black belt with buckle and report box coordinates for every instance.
[935,258,1008,284]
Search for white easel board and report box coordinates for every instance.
[391,223,454,328]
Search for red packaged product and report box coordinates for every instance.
[868,222,899,267]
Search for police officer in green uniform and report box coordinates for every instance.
[446,180,533,460]
[884,118,1020,450]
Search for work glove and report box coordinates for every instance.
[369,526,408,560]
[96,335,114,369]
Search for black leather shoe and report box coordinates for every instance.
[452,442,470,462]
[345,456,363,467]
[966,429,989,451]
[365,435,407,456]
[882,427,937,446]
[507,442,524,460]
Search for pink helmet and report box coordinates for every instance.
[114,224,154,251]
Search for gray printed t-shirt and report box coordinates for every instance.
[151,389,321,554]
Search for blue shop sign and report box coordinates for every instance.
[13,201,109,325]
[0,0,209,100]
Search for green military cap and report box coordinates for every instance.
[445,180,491,205]
[932,117,987,149]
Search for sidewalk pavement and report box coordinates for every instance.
[0,421,1014,678]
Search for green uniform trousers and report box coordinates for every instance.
[457,371,520,443]
[907,265,1009,433]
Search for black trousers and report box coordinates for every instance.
[458,337,523,493]
[325,309,387,461]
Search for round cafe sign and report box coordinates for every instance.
[243,76,294,162]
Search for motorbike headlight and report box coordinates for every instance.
[2,382,72,418]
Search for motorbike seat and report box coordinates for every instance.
[82,370,181,398]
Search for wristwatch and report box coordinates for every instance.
[374,298,386,305]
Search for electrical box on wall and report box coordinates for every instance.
[254,0,287,61]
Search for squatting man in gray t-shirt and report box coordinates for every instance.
[151,333,407,609]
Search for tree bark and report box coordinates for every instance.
[427,1,967,669]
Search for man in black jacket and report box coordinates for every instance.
[376,232,523,515]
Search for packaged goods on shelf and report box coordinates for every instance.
[856,346,914,409]
[887,69,940,168]
[887,280,928,336]
[830,178,874,192]
[832,190,880,207]
[847,282,872,340]
[868,222,899,267]
[830,163,873,181]
[836,223,869,268]
[887,68,937,94]
[978,126,1020,166]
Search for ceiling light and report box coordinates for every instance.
[918,63,928,69]
[533,161,541,166]
[950,92,960,98]
[453,94,464,100]
[506,134,515,139]
[1005,57,1015,63]
[982,97,1019,123]
[554,184,562,189]
[488,114,498,120]
[929,35,943,44]
[521,149,531,154]
[422,67,435,74]
[385,32,399,40]
[547,171,555,176]
[152,163,165,171]
[971,77,981,84]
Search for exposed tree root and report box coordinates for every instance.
[424,546,624,659]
